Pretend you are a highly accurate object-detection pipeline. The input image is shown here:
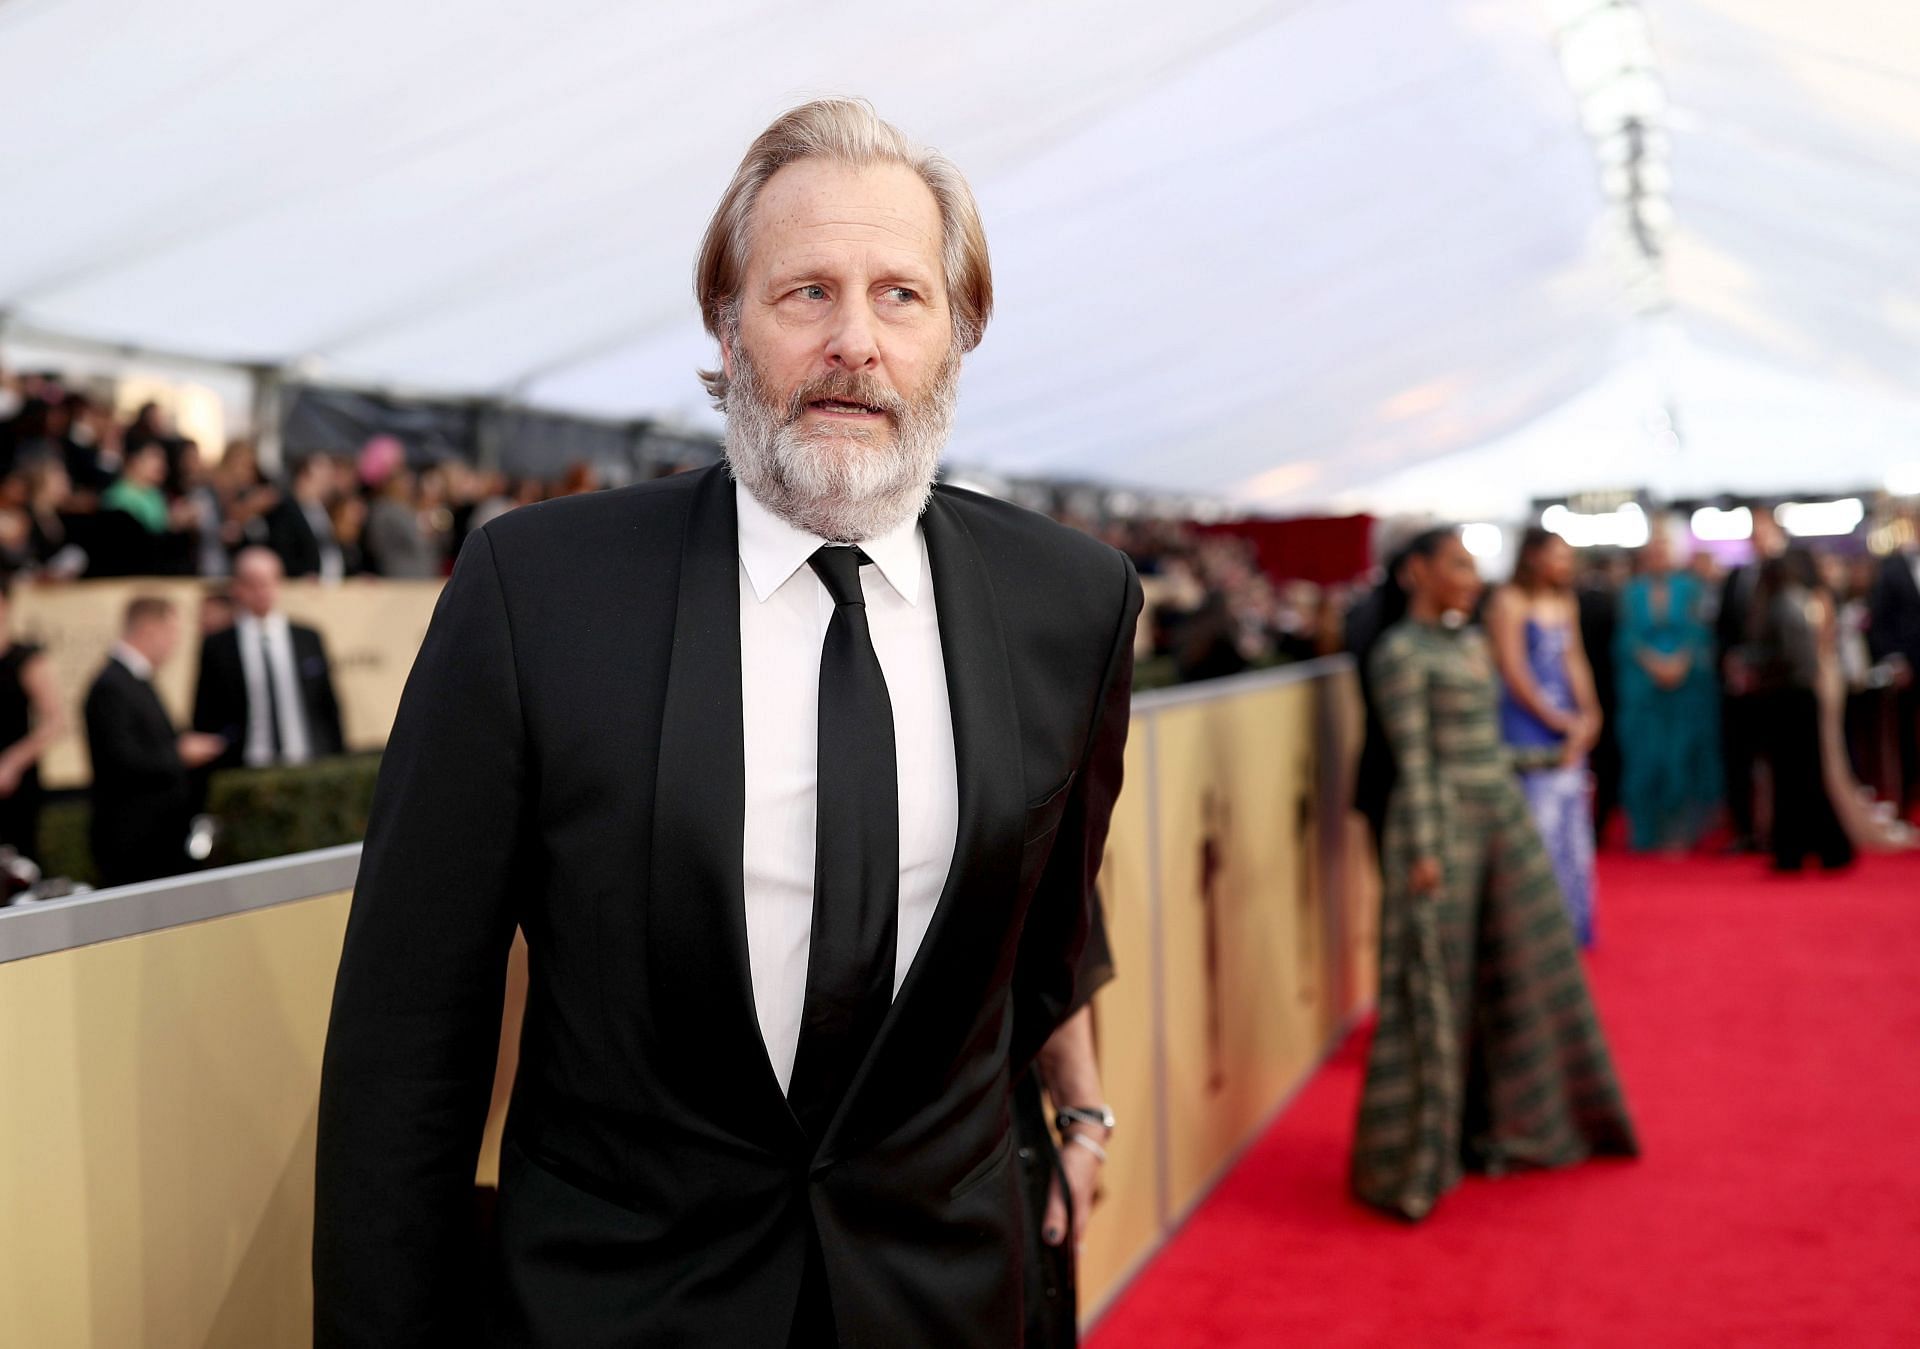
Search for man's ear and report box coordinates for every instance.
[721,339,735,383]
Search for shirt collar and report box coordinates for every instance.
[734,480,924,607]
[110,640,154,681]
[237,610,288,635]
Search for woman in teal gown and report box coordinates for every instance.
[1614,533,1721,851]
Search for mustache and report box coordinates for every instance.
[782,371,908,422]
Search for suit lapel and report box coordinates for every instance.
[126,663,171,736]
[645,467,802,1152]
[116,663,175,760]
[819,490,1025,1153]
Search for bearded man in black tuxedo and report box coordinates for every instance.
[315,99,1139,1347]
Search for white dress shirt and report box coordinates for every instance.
[301,499,346,584]
[236,611,313,767]
[735,482,958,1094]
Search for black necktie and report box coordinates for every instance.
[257,626,284,759]
[786,547,899,1141]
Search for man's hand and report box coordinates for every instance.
[177,732,226,769]
[1043,1127,1108,1251]
[1034,1006,1107,1252]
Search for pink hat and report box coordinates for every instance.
[358,434,405,487]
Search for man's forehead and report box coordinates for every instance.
[749,160,941,265]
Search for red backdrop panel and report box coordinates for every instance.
[1196,516,1374,585]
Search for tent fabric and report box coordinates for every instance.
[1,1,1914,513]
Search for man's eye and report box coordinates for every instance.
[885,286,919,303]
[795,285,827,301]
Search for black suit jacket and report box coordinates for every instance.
[84,657,192,887]
[1868,553,1920,666]
[264,496,331,578]
[314,466,1142,1347]
[193,622,345,769]
[1717,564,1759,660]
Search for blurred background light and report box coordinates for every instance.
[1461,522,1505,559]
[1542,501,1651,548]
[1773,499,1865,538]
[1689,505,1753,542]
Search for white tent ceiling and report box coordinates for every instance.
[2,0,1914,514]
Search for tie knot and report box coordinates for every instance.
[809,547,870,607]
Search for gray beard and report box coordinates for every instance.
[723,348,957,545]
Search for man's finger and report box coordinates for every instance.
[1059,1148,1103,1249]
[1042,1172,1068,1246]
[1071,1174,1098,1252]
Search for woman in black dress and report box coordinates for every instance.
[0,573,66,867]
[1749,550,1855,872]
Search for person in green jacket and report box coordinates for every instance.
[100,443,171,534]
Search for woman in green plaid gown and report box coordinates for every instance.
[1352,528,1637,1220]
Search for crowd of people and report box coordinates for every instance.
[1096,519,1345,683]
[1350,511,1919,927]
[1337,511,1918,1218]
[0,366,628,584]
[6,364,1918,902]
[0,545,348,893]
[0,364,577,898]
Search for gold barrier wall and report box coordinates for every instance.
[1074,667,1375,1318]
[11,578,442,789]
[0,892,352,1348]
[0,662,1372,1345]
[1075,731,1157,1307]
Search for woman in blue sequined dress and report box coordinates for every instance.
[1487,529,1602,946]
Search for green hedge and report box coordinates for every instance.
[39,752,384,886]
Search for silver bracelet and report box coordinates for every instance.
[1064,1132,1108,1163]
[1055,1104,1117,1133]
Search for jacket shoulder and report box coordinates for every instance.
[84,660,128,706]
[475,471,706,568]
[932,483,1133,602]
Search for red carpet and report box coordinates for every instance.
[1088,853,1920,1348]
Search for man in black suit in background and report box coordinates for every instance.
[316,100,1138,1348]
[1716,512,1786,850]
[262,453,346,580]
[193,546,344,770]
[84,596,226,887]
[1867,516,1920,809]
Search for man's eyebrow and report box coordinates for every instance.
[764,264,830,290]
[763,262,939,291]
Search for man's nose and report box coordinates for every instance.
[824,299,880,371]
